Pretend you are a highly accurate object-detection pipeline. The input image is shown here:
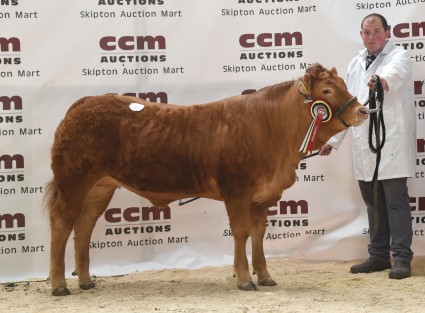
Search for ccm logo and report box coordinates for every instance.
[0,213,25,229]
[268,200,309,216]
[0,37,20,52]
[239,32,303,48]
[391,22,425,38]
[104,206,171,223]
[0,96,23,110]
[99,36,166,51]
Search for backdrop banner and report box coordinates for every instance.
[1,0,424,283]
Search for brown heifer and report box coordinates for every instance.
[45,63,368,296]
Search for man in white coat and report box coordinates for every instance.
[320,13,416,279]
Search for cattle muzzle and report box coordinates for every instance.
[334,96,369,127]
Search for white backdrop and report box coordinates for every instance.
[1,0,424,283]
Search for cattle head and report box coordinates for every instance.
[297,63,369,135]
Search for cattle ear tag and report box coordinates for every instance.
[296,79,312,103]
[296,79,309,94]
[129,102,145,112]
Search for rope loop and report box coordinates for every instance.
[367,75,385,236]
[367,75,386,181]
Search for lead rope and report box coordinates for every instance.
[366,76,385,235]
[179,197,200,206]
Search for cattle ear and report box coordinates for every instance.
[330,67,338,75]
[296,77,311,97]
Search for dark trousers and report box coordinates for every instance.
[358,178,413,263]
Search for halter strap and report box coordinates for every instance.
[334,96,358,127]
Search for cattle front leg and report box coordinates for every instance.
[250,206,277,287]
[225,197,256,291]
[74,185,116,291]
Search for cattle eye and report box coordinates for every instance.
[322,89,332,95]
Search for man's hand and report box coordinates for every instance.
[367,75,389,92]
[319,144,333,156]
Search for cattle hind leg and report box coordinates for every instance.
[73,184,116,291]
[225,196,257,291]
[250,205,277,287]
[45,180,81,296]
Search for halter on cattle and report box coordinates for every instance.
[334,96,359,127]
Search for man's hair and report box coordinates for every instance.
[361,13,389,30]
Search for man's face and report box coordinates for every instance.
[360,17,390,53]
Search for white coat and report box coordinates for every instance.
[328,41,416,182]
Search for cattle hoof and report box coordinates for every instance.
[258,277,277,287]
[79,281,95,290]
[238,282,258,291]
[52,287,71,296]
[71,270,77,276]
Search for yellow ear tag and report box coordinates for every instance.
[297,79,309,95]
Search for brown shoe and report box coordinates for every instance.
[389,261,411,279]
[350,258,391,274]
